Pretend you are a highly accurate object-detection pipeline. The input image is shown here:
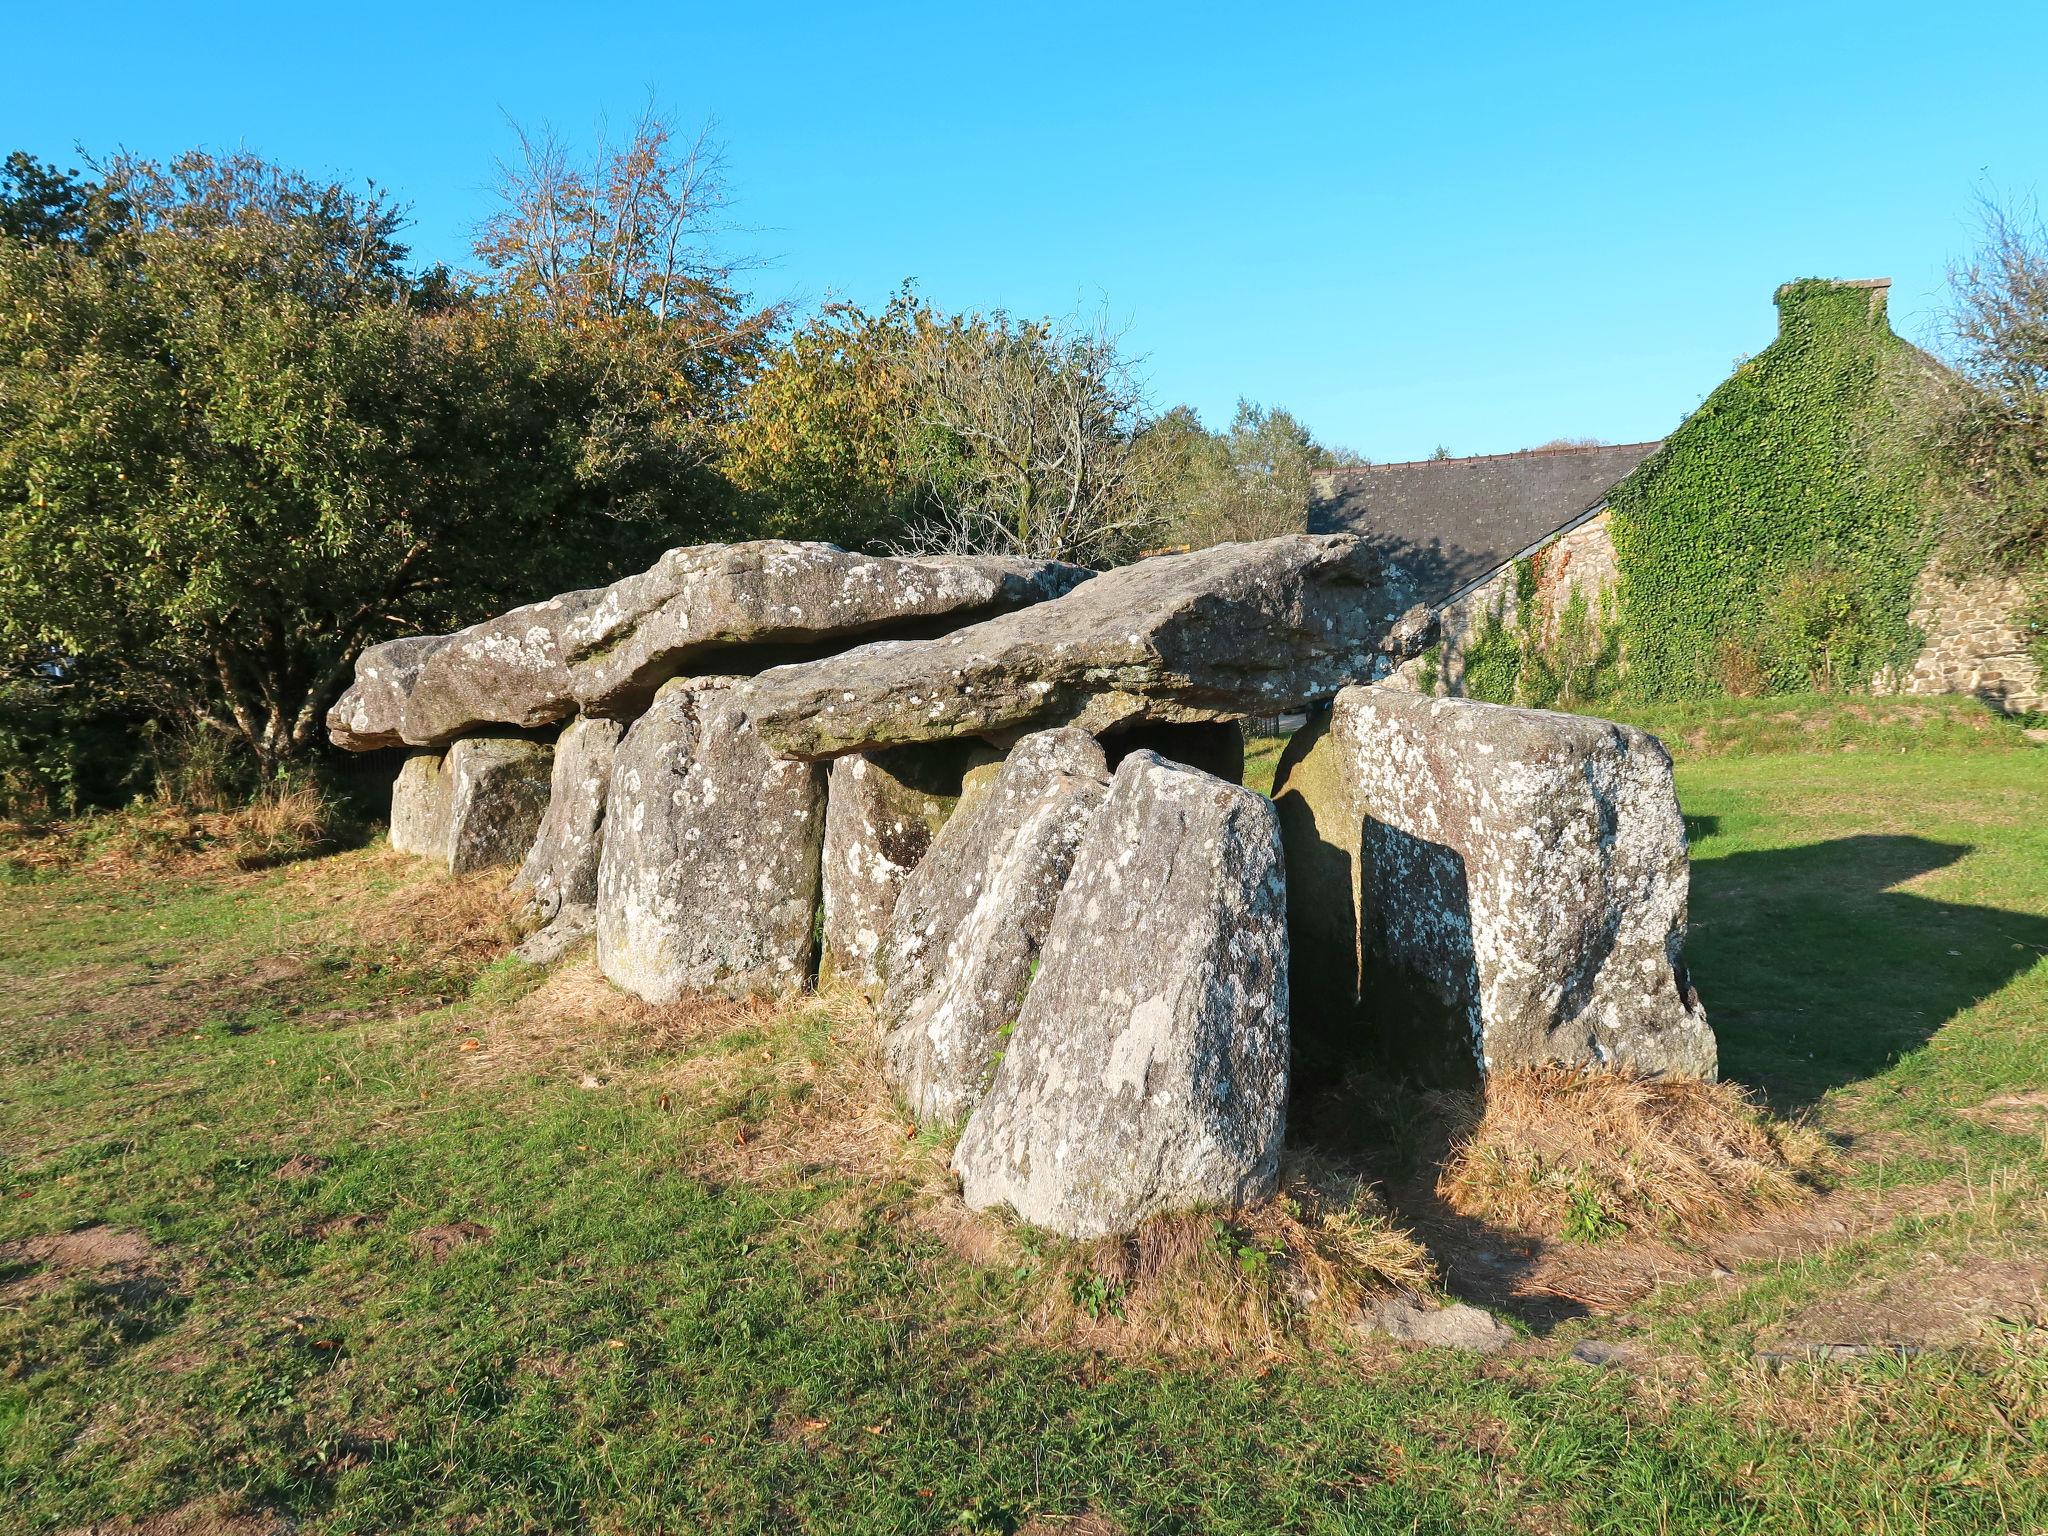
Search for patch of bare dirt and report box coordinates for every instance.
[57,1494,294,1536]
[18,950,320,1052]
[1962,1090,2048,1138]
[271,1153,327,1182]
[1018,1516,1126,1536]
[1,1224,161,1298]
[307,1212,380,1240]
[1756,1253,2047,1351]
[408,1221,492,1262]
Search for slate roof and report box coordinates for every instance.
[1308,440,1662,605]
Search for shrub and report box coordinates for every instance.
[1461,605,1521,705]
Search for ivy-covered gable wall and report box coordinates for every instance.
[1605,279,1932,698]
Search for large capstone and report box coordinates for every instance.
[331,635,450,751]
[327,542,1090,749]
[747,534,1434,760]
[595,678,826,1003]
[879,729,1112,1127]
[818,742,980,997]
[951,752,1290,1239]
[1270,687,1715,1084]
[564,542,1091,720]
[510,716,624,959]
[400,590,605,744]
[444,737,554,875]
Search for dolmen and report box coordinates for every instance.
[329,533,1717,1239]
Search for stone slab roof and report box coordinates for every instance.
[1308,441,1662,605]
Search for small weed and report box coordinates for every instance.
[1562,1178,1626,1244]
[1068,1271,1126,1320]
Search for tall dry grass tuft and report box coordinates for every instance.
[1433,1065,1836,1241]
[1011,1153,1436,1358]
[0,778,346,876]
[213,779,338,869]
[334,856,528,972]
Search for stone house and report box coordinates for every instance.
[1310,279,2045,715]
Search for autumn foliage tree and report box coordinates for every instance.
[1917,197,2048,670]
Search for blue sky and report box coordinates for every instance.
[6,0,2042,462]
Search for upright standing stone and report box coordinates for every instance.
[388,749,453,859]
[511,717,625,962]
[595,679,826,1003]
[444,737,554,875]
[952,753,1290,1239]
[819,742,976,997]
[879,730,1112,1127]
[1271,687,1715,1084]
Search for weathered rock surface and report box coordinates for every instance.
[388,749,453,858]
[1271,687,1715,1083]
[1367,1297,1516,1353]
[513,903,594,966]
[331,635,450,751]
[444,737,554,875]
[594,678,827,1003]
[510,716,624,958]
[748,534,1434,760]
[329,542,1089,748]
[879,730,1112,1126]
[564,541,1090,720]
[951,752,1291,1238]
[819,742,978,997]
[401,590,606,744]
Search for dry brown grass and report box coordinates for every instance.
[260,844,530,979]
[942,1152,1436,1361]
[1433,1065,1837,1241]
[1,781,343,877]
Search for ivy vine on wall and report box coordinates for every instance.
[1605,280,1934,699]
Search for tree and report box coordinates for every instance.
[0,151,124,251]
[895,309,1159,566]
[1913,197,2048,675]
[721,286,933,550]
[1921,200,2048,573]
[0,149,692,781]
[474,107,783,471]
[1140,399,1337,550]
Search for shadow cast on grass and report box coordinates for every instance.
[1292,832,2048,1332]
[1686,834,2048,1111]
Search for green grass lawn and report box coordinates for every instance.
[2,700,2044,1535]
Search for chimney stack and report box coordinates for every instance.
[1774,276,1891,332]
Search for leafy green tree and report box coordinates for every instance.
[0,151,124,251]
[0,149,706,781]
[1141,399,1338,550]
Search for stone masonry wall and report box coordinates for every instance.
[1888,567,2044,715]
[1398,510,2043,716]
[1390,509,1618,695]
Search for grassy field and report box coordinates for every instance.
[2,698,2044,1535]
